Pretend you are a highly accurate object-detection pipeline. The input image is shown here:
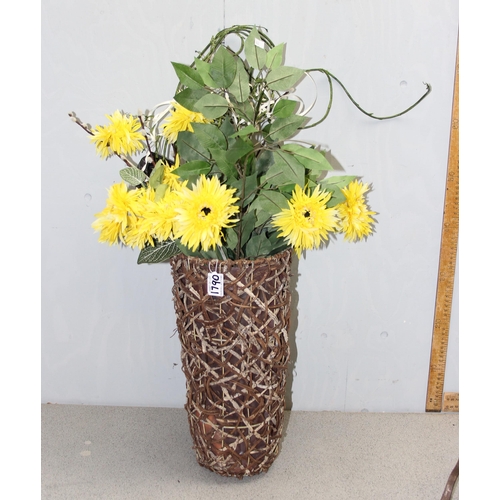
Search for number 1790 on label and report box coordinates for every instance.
[207,272,224,297]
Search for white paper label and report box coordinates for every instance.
[207,272,224,297]
[254,38,266,49]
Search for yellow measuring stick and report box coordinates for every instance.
[425,44,459,413]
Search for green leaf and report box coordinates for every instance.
[174,240,215,259]
[154,184,168,202]
[268,115,306,142]
[148,161,165,189]
[208,149,238,178]
[282,144,333,172]
[303,178,319,190]
[305,170,322,182]
[254,149,274,175]
[194,93,229,119]
[176,131,210,162]
[249,189,289,226]
[230,172,259,207]
[191,122,227,151]
[220,116,237,138]
[228,57,250,103]
[267,66,305,91]
[174,160,211,180]
[224,227,238,251]
[252,189,289,214]
[210,46,237,88]
[266,43,285,70]
[119,167,148,186]
[173,88,210,112]
[321,175,358,205]
[277,183,297,194]
[244,26,267,70]
[229,124,258,138]
[263,150,305,187]
[137,240,180,264]
[171,62,205,90]
[239,210,257,249]
[226,137,254,163]
[267,229,291,255]
[321,175,357,189]
[194,58,218,87]
[254,209,272,227]
[245,231,273,258]
[233,98,255,123]
[273,99,298,118]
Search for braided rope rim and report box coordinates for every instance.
[170,249,293,478]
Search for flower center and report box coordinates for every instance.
[303,209,311,218]
[201,206,212,217]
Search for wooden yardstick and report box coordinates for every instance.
[425,44,459,412]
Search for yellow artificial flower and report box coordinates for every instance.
[272,185,340,257]
[162,154,182,190]
[144,187,180,243]
[91,206,125,245]
[174,175,239,252]
[336,180,376,241]
[162,101,211,143]
[103,185,181,249]
[91,182,142,245]
[90,110,145,158]
[122,187,156,249]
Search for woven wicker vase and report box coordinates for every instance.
[170,249,293,478]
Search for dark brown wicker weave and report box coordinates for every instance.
[170,249,293,478]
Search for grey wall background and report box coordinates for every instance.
[41,0,459,412]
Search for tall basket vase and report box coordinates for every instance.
[170,249,293,478]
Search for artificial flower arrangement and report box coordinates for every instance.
[69,25,432,478]
[70,25,430,262]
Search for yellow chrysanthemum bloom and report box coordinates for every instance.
[272,185,340,257]
[174,175,239,252]
[123,188,157,249]
[162,101,211,143]
[144,188,180,243]
[91,182,142,245]
[336,180,376,242]
[91,206,125,245]
[162,154,182,190]
[112,186,181,249]
[90,110,145,159]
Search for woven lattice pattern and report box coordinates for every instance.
[170,249,292,478]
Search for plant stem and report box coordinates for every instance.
[139,115,154,159]
[302,68,432,128]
